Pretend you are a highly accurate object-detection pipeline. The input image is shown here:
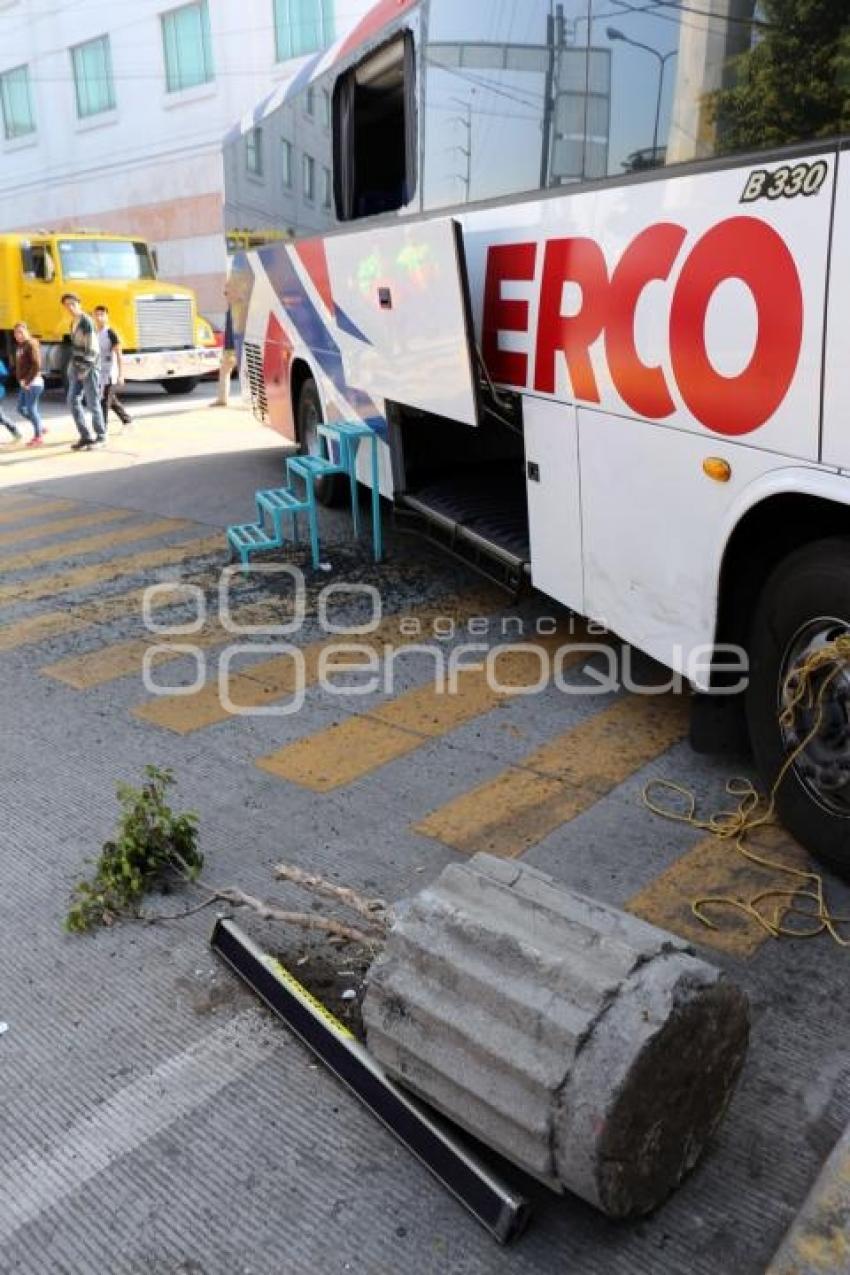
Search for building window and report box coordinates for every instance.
[161,1,214,93]
[71,35,116,119]
[246,125,263,176]
[322,165,331,208]
[274,0,335,61]
[0,64,35,139]
[321,88,330,128]
[306,85,315,116]
[303,152,315,201]
[281,137,292,187]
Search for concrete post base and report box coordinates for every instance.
[363,853,749,1218]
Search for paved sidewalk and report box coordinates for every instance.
[768,1120,850,1274]
[1,391,849,1273]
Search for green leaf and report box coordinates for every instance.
[64,765,203,934]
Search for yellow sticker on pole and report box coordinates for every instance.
[266,956,356,1041]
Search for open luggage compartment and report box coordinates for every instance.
[394,405,530,591]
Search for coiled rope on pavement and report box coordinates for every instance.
[643,634,850,948]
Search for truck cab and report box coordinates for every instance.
[0,231,220,394]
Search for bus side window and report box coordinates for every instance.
[334,32,416,220]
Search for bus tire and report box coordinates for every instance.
[296,375,346,507]
[745,538,850,880]
[161,377,198,395]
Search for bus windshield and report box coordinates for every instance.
[58,239,156,281]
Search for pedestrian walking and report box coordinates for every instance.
[13,322,45,447]
[62,292,106,450]
[0,355,21,444]
[214,299,237,407]
[93,305,132,429]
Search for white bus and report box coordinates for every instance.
[224,0,850,877]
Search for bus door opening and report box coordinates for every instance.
[393,224,530,581]
[334,33,417,220]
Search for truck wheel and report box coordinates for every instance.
[161,377,198,395]
[746,538,850,880]
[296,376,346,507]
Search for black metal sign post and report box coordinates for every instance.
[210,917,531,1245]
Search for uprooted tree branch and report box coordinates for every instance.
[65,765,391,945]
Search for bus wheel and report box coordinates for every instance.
[161,377,198,395]
[746,538,850,880]
[296,376,346,507]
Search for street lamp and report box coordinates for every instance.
[606,26,677,163]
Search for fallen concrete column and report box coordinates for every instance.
[363,853,749,1218]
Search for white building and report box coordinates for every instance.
[0,0,371,322]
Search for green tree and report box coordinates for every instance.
[712,0,850,152]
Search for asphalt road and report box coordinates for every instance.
[1,383,849,1274]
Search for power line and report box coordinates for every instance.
[655,1,769,28]
[599,0,766,33]
[430,101,539,122]
[435,63,546,110]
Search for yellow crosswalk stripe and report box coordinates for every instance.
[0,534,221,607]
[0,610,92,650]
[414,693,689,859]
[256,631,588,792]
[0,565,231,653]
[132,590,501,734]
[0,507,131,549]
[42,600,292,689]
[626,824,810,958]
[0,517,187,572]
[0,498,78,526]
[0,586,153,652]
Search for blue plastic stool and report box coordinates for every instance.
[286,450,347,569]
[319,420,383,562]
[225,419,383,571]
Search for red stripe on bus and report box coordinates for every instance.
[338,0,418,61]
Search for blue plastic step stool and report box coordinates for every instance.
[318,420,383,563]
[225,420,383,570]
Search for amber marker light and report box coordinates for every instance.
[703,457,732,482]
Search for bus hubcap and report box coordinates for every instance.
[779,617,850,815]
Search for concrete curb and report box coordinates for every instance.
[766,1121,850,1274]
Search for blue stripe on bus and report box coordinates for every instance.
[259,243,386,438]
[252,89,277,126]
[334,304,372,344]
[284,52,325,105]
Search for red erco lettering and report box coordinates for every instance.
[481,242,537,387]
[534,237,608,400]
[605,222,687,420]
[669,216,803,436]
[480,215,804,437]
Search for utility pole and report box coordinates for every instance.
[539,4,565,189]
[448,95,473,202]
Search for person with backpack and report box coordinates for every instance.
[61,292,106,450]
[13,322,46,447]
[93,305,132,429]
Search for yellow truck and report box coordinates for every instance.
[0,230,220,394]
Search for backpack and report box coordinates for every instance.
[72,314,99,368]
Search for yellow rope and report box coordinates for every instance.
[642,634,850,948]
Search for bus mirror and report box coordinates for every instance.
[151,248,159,275]
[20,242,34,278]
